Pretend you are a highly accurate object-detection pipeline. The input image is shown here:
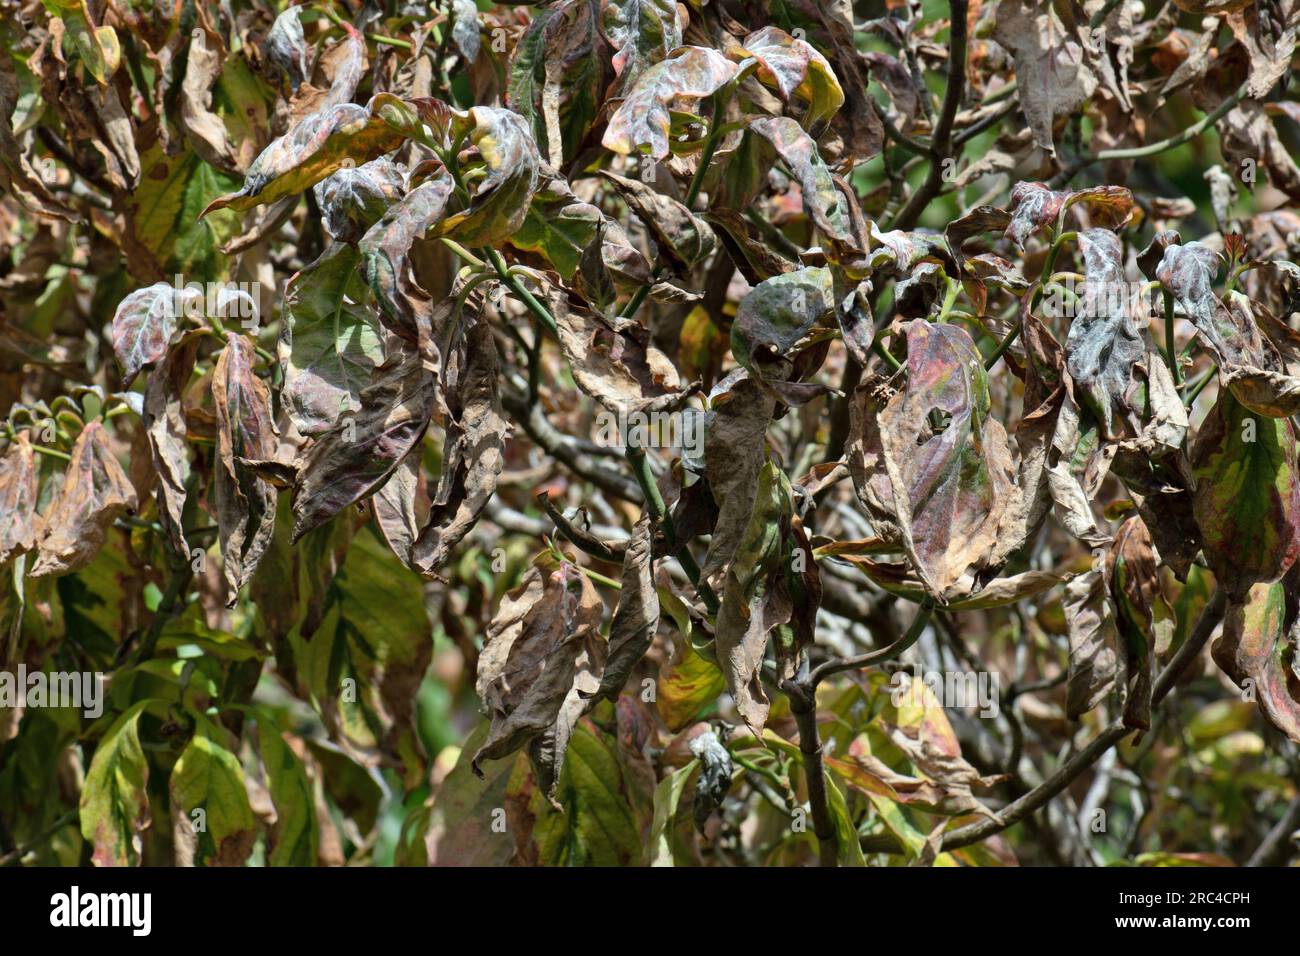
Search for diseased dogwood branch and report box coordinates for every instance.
[859,588,1227,855]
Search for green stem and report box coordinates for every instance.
[1163,290,1181,386]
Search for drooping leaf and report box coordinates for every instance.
[170,712,257,866]
[735,26,844,130]
[31,420,137,577]
[602,46,737,160]
[79,700,152,867]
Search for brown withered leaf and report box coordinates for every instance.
[31,420,137,577]
[472,560,605,775]
[600,170,716,272]
[993,1,1097,158]
[1064,568,1124,721]
[550,287,687,416]
[701,371,776,582]
[588,513,658,703]
[180,28,240,175]
[410,320,509,574]
[359,171,457,343]
[849,321,1018,600]
[290,336,434,542]
[144,330,204,558]
[602,45,736,160]
[0,432,40,564]
[213,333,278,604]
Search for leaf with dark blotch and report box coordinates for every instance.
[282,242,386,436]
[550,288,687,416]
[1004,183,1135,249]
[603,0,682,91]
[80,700,151,867]
[849,321,1018,599]
[736,26,844,130]
[590,514,659,702]
[434,107,542,246]
[144,330,204,557]
[600,170,715,271]
[1213,583,1300,743]
[748,117,855,249]
[509,164,602,279]
[731,266,833,379]
[473,561,605,776]
[171,712,257,866]
[111,283,192,386]
[1191,389,1300,599]
[0,432,39,564]
[411,320,509,574]
[31,420,137,577]
[287,21,367,122]
[290,337,433,542]
[199,97,406,218]
[602,46,737,160]
[358,172,455,342]
[313,158,405,245]
[213,333,278,604]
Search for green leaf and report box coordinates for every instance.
[1191,390,1300,599]
[170,711,257,866]
[79,699,153,867]
[648,758,697,866]
[282,242,385,437]
[255,711,318,866]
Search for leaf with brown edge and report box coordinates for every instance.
[1108,515,1175,729]
[700,371,776,582]
[1004,183,1135,251]
[290,336,434,542]
[359,171,456,342]
[179,27,241,175]
[734,26,844,130]
[80,700,152,867]
[993,1,1097,158]
[472,558,605,776]
[30,420,137,578]
[199,97,407,218]
[1213,582,1300,743]
[282,242,386,437]
[713,461,793,734]
[411,319,509,575]
[213,332,278,605]
[1063,568,1123,720]
[509,163,602,280]
[599,170,716,272]
[588,513,658,703]
[602,0,682,92]
[144,330,204,558]
[111,283,193,387]
[747,117,856,250]
[549,287,687,417]
[0,431,39,564]
[285,20,368,126]
[313,158,405,245]
[848,321,1018,600]
[433,107,542,247]
[602,46,737,161]
[1191,389,1300,600]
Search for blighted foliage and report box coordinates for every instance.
[1,0,1300,870]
